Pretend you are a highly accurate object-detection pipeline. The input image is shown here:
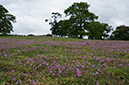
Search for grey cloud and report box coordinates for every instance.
[88,0,129,29]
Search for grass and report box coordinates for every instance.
[0,36,129,85]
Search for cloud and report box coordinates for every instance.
[0,0,129,35]
[88,0,129,28]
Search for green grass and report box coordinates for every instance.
[0,36,129,85]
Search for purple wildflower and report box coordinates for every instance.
[72,60,75,62]
[86,66,89,68]
[19,81,22,83]
[32,81,36,84]
[76,68,82,77]
[46,63,49,66]
[50,70,53,73]
[77,65,79,67]
[27,61,29,64]
[120,64,123,66]
[11,70,15,72]
[59,70,62,73]
[69,67,71,69]
[85,70,88,72]
[92,64,95,67]
[57,73,60,75]
[15,81,18,84]
[96,82,99,85]
[82,65,85,68]
[52,73,55,75]
[113,62,116,64]
[30,64,32,66]
[24,64,26,66]
[18,50,20,52]
[103,68,106,70]
[5,54,7,56]
[92,73,95,75]
[13,78,16,81]
[24,74,27,76]
[96,72,98,74]
[39,64,42,66]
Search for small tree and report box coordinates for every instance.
[110,25,129,40]
[45,12,61,36]
[0,5,16,34]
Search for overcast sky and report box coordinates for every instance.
[1,0,129,35]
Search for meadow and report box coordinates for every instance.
[0,36,129,85]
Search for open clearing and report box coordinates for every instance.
[0,36,129,85]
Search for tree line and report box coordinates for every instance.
[0,2,129,40]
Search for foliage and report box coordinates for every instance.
[63,2,98,39]
[45,12,61,36]
[87,22,113,39]
[27,34,35,36]
[0,36,129,84]
[58,20,73,37]
[110,25,129,40]
[0,5,16,34]
[46,2,113,39]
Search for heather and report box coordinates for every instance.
[0,36,129,85]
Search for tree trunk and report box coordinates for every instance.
[79,35,83,39]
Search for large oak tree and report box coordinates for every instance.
[64,2,98,39]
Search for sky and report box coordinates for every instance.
[1,0,129,35]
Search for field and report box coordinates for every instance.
[0,36,129,85]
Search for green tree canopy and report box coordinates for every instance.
[64,2,98,39]
[58,19,73,37]
[87,22,113,39]
[0,5,16,34]
[46,2,113,39]
[110,25,129,40]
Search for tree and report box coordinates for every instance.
[87,22,113,39]
[0,5,16,34]
[45,12,61,36]
[110,25,129,40]
[58,19,75,37]
[64,2,98,39]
